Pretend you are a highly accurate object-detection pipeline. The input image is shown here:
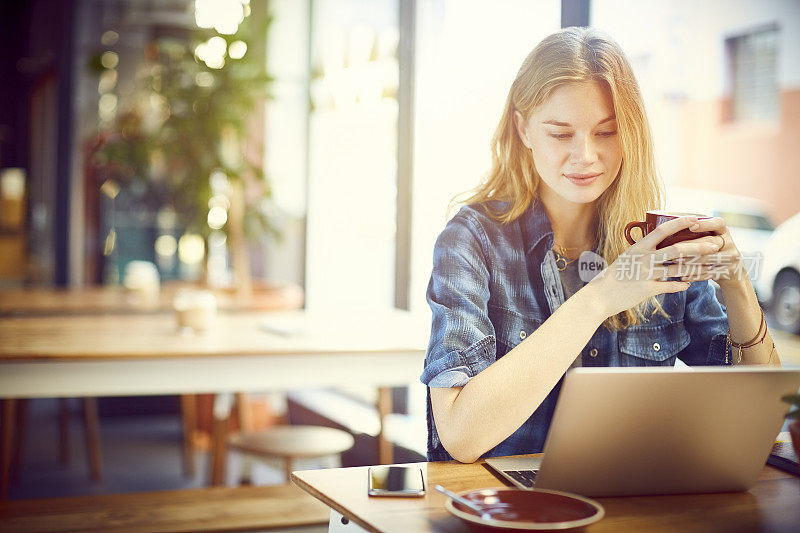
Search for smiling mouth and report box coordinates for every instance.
[563,172,602,187]
[564,172,602,180]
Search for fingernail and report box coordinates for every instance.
[690,223,700,230]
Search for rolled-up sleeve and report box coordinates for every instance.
[679,280,732,366]
[421,213,497,388]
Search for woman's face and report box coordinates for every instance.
[515,80,622,206]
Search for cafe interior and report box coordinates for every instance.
[1,0,799,531]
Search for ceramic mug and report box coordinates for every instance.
[624,211,716,250]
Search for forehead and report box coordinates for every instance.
[532,80,615,125]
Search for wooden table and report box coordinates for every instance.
[0,309,428,498]
[292,456,800,532]
[0,281,304,317]
[0,282,305,491]
[0,483,331,532]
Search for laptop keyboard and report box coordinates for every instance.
[504,469,538,488]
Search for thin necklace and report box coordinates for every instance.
[553,244,578,271]
[552,240,595,272]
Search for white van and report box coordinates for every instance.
[753,212,800,334]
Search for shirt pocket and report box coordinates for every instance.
[617,320,691,367]
[489,305,541,358]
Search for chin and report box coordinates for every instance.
[561,189,604,205]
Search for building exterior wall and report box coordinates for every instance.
[593,0,800,225]
[679,88,800,224]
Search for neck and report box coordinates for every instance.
[540,189,597,251]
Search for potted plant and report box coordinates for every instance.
[88,5,279,296]
[783,393,800,459]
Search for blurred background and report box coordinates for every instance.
[1,0,799,504]
[2,0,800,318]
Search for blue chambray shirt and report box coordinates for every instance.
[421,200,732,462]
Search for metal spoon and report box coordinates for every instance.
[434,484,493,521]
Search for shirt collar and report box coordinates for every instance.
[520,199,555,255]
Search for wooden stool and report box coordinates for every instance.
[227,425,354,483]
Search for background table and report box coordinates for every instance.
[292,455,800,532]
[0,281,304,317]
[0,309,428,498]
[0,282,305,487]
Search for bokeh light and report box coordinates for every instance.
[101,51,119,69]
[210,169,231,195]
[207,206,228,229]
[154,235,178,257]
[98,93,118,121]
[195,71,215,87]
[101,30,119,46]
[228,40,247,59]
[195,36,227,69]
[178,234,206,265]
[98,69,118,94]
[195,0,245,35]
[208,194,230,210]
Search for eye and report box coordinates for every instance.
[549,133,572,140]
[596,130,618,137]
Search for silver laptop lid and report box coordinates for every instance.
[534,367,800,496]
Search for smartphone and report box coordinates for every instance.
[367,466,426,497]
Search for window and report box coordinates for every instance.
[726,26,779,122]
[305,0,400,311]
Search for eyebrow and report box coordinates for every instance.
[542,115,616,127]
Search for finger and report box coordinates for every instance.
[688,216,727,234]
[658,236,725,261]
[666,263,731,277]
[657,239,722,261]
[639,216,698,249]
[662,250,733,266]
[684,235,726,248]
[664,262,730,277]
[673,255,734,266]
[651,280,692,295]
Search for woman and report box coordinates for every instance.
[421,27,780,464]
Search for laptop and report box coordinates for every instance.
[485,367,800,496]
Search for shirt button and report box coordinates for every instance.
[653,342,661,352]
[520,330,526,340]
[589,348,598,358]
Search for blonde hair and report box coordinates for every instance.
[457,27,665,330]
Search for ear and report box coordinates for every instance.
[514,110,532,149]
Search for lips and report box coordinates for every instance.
[564,172,601,186]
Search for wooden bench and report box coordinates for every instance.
[0,484,330,533]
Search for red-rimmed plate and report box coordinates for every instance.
[444,487,604,530]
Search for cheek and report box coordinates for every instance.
[530,140,568,171]
[602,142,622,171]
[609,139,622,161]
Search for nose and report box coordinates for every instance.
[570,134,598,165]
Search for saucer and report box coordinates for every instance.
[444,487,604,530]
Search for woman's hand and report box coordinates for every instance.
[588,215,727,317]
[678,216,743,287]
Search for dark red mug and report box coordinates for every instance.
[624,211,716,250]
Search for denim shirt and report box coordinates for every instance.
[421,200,732,462]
